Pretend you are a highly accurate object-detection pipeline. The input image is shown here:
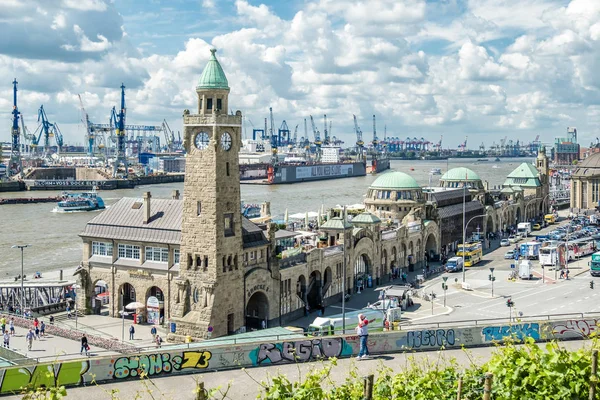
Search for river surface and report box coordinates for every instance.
[0,157,533,275]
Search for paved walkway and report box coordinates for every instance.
[5,339,589,400]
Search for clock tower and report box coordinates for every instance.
[172,48,244,339]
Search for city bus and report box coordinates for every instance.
[590,252,600,277]
[456,242,483,267]
[567,238,596,259]
[539,244,566,267]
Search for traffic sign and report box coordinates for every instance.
[208,326,213,332]
[489,267,495,273]
[443,277,448,282]
[511,264,515,269]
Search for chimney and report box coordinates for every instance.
[143,192,151,224]
[172,190,180,200]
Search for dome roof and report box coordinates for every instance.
[441,167,481,182]
[578,152,600,169]
[370,171,420,190]
[197,49,229,90]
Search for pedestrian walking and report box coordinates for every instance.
[26,329,34,351]
[9,319,14,336]
[129,325,135,340]
[66,305,72,319]
[150,325,157,339]
[355,313,375,360]
[3,332,9,348]
[80,334,89,356]
[566,269,570,280]
[155,334,162,348]
[261,319,267,329]
[34,325,40,340]
[49,315,54,325]
[40,321,45,337]
[33,318,39,330]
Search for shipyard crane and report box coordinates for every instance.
[323,114,330,145]
[278,120,290,148]
[353,114,364,160]
[8,79,22,176]
[372,115,378,148]
[309,115,322,161]
[113,83,128,177]
[289,124,298,149]
[269,107,275,143]
[162,119,175,152]
[78,94,95,157]
[32,105,63,157]
[433,135,443,152]
[458,136,467,152]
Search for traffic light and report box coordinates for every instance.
[591,281,595,289]
[506,299,514,308]
[488,275,496,281]
[442,283,448,291]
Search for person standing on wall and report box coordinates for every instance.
[355,313,375,360]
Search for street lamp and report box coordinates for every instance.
[462,214,487,283]
[11,244,31,315]
[489,267,495,297]
[341,206,349,335]
[73,283,81,329]
[442,277,448,307]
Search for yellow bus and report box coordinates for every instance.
[544,214,556,224]
[456,242,483,267]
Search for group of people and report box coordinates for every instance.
[1,317,15,348]
[24,317,47,351]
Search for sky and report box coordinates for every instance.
[1,0,600,149]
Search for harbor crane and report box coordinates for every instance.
[288,124,298,149]
[8,79,22,176]
[162,119,175,152]
[78,94,95,157]
[372,115,379,148]
[353,114,364,160]
[458,136,467,152]
[278,120,290,148]
[32,105,63,157]
[309,115,322,161]
[113,83,128,177]
[323,114,330,145]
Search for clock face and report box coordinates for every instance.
[220,132,232,151]
[194,131,210,150]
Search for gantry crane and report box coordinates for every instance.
[353,114,364,161]
[8,79,22,176]
[32,105,63,158]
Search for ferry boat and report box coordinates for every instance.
[242,202,261,219]
[429,168,442,175]
[56,190,105,212]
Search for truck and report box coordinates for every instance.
[445,257,464,272]
[517,222,532,238]
[590,252,600,277]
[518,260,534,280]
[520,242,541,259]
[307,308,383,336]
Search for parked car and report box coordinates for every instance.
[505,250,516,259]
[533,223,541,231]
[500,239,511,247]
[508,235,519,244]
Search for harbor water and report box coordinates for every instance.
[0,158,532,275]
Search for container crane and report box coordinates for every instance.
[8,78,22,176]
[309,115,322,161]
[353,114,364,160]
[113,83,128,177]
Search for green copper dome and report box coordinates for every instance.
[441,167,481,182]
[352,212,382,224]
[197,48,229,90]
[370,171,420,190]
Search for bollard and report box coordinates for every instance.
[196,381,207,400]
[363,374,374,400]
[590,349,598,400]
[483,373,493,400]
[457,377,463,400]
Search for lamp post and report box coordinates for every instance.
[442,277,448,307]
[341,206,348,335]
[11,244,31,314]
[489,267,495,297]
[462,214,487,283]
[72,283,81,329]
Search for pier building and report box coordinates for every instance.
[75,49,551,340]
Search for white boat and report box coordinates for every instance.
[492,165,500,169]
[429,168,442,175]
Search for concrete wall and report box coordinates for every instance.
[0,316,598,394]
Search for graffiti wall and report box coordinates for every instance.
[0,316,597,393]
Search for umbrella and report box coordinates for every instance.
[125,301,145,310]
[284,208,289,224]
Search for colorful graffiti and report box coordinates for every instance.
[112,351,212,380]
[553,319,599,337]
[403,329,456,349]
[482,323,540,342]
[250,338,353,365]
[0,360,90,393]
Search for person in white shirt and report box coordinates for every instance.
[2,332,9,348]
[355,314,375,360]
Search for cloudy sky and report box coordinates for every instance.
[0,0,599,149]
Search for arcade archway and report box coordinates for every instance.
[307,270,322,310]
[354,253,371,291]
[246,291,269,331]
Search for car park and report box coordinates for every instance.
[500,239,510,247]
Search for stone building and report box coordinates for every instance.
[571,151,600,211]
[75,49,551,341]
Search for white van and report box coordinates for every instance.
[518,260,534,280]
[517,222,532,238]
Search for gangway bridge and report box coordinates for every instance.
[0,279,76,311]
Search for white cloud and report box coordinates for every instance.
[202,0,215,9]
[62,0,107,12]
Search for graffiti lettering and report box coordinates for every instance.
[482,323,540,342]
[553,319,598,337]
[405,329,456,348]
[113,351,212,380]
[0,360,90,393]
[252,338,352,365]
